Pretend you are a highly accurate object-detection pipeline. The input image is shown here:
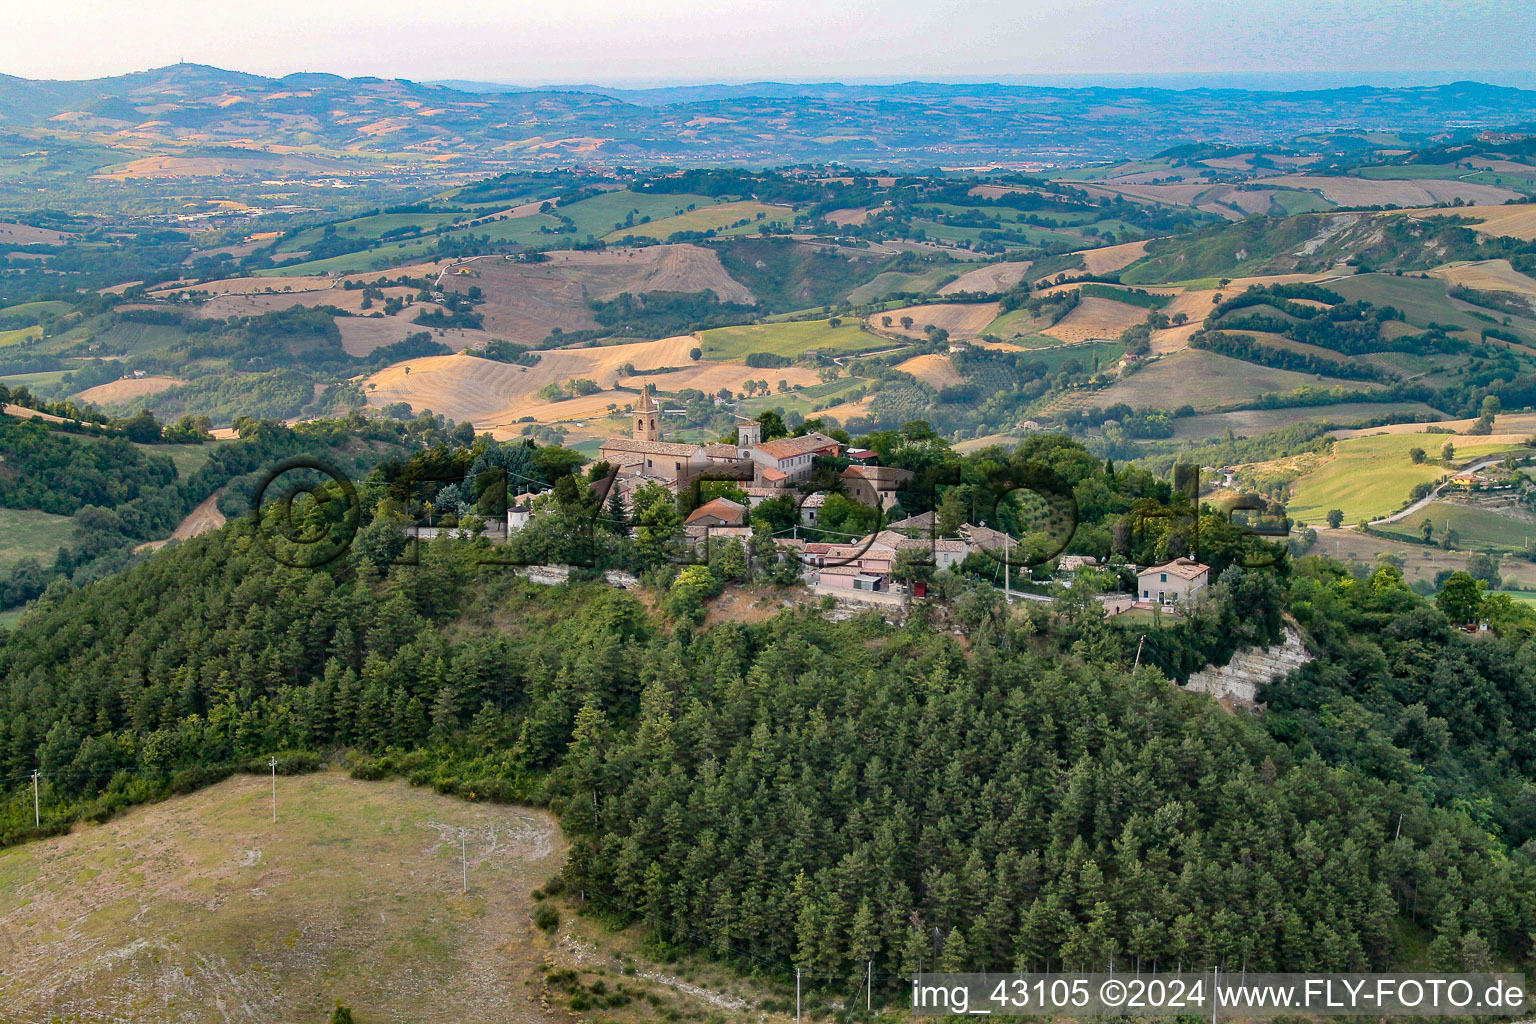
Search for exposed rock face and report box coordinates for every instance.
[1185,625,1312,708]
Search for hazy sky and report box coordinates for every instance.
[5,0,1534,85]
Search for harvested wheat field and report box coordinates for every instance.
[0,220,74,245]
[337,316,487,357]
[1432,259,1536,300]
[1078,240,1150,275]
[192,285,418,319]
[1253,175,1522,208]
[895,353,965,389]
[1425,205,1536,241]
[1150,322,1202,354]
[440,245,753,343]
[1332,412,1536,440]
[871,302,1000,339]
[365,335,781,433]
[1041,297,1148,344]
[1157,287,1218,324]
[823,207,871,226]
[938,261,1031,295]
[1072,348,1380,413]
[72,375,184,405]
[151,274,338,297]
[814,396,875,423]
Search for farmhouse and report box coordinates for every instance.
[1137,558,1210,606]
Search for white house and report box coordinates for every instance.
[1137,558,1210,605]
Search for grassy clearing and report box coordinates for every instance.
[0,771,777,1024]
[0,772,565,1022]
[0,506,75,570]
[1377,500,1536,551]
[698,319,884,361]
[135,440,222,478]
[1287,433,1524,524]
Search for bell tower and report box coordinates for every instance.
[736,418,761,454]
[634,388,659,442]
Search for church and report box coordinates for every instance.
[598,389,841,494]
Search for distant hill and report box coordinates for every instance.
[7,65,1536,170]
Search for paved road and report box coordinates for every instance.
[1368,454,1511,526]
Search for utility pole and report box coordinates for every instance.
[1212,965,1219,1024]
[867,961,872,1011]
[795,967,802,1024]
[269,757,277,823]
[31,769,40,827]
[1134,634,1146,670]
[1004,530,1010,599]
[461,830,469,894]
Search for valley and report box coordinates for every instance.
[6,54,1536,1021]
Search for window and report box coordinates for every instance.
[1142,590,1148,598]
[1160,573,1167,582]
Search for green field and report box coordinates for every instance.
[0,606,25,630]
[985,308,1049,338]
[847,268,958,304]
[1378,500,1536,552]
[1355,163,1467,181]
[607,200,793,241]
[0,368,71,389]
[1330,274,1536,342]
[555,190,726,238]
[736,376,870,417]
[1287,434,1525,524]
[1,299,71,319]
[1269,189,1337,215]
[698,319,887,361]
[0,506,75,570]
[0,324,42,347]
[1029,340,1124,372]
[908,218,1078,248]
[276,210,474,252]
